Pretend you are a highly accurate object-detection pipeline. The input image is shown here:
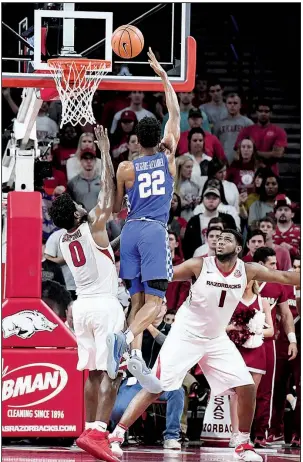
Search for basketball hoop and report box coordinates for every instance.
[47,58,111,127]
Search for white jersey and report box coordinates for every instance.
[177,256,247,338]
[59,222,118,298]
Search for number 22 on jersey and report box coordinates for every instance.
[138,169,165,198]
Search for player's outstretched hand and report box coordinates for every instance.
[94,125,110,154]
[147,47,166,78]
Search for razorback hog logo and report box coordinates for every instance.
[2,310,58,339]
[2,362,68,407]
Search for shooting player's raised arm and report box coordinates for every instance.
[148,48,180,175]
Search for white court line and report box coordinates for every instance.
[201,447,277,453]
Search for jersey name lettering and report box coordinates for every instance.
[206,281,241,289]
[135,158,164,171]
[62,229,82,242]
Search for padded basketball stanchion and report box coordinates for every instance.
[2,191,84,438]
[5,192,42,298]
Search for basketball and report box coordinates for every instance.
[111,25,144,59]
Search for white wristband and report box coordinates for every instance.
[296,289,300,298]
[288,332,297,344]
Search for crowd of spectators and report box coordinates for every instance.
[1,75,300,448]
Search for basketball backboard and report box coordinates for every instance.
[2,3,196,93]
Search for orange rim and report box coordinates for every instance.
[47,58,111,70]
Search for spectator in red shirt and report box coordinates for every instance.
[242,229,266,262]
[165,231,190,312]
[177,108,226,160]
[100,91,130,129]
[258,216,292,271]
[52,124,78,176]
[273,195,300,258]
[234,100,287,175]
[227,138,259,193]
[110,110,138,160]
[43,150,67,196]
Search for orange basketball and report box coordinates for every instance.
[111,25,144,59]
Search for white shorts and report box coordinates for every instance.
[152,317,253,397]
[72,295,125,371]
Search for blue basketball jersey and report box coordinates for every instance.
[125,152,174,224]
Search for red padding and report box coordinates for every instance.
[6,192,42,298]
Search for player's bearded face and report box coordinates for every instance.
[215,247,237,262]
[215,236,238,262]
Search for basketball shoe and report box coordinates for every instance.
[233,442,262,461]
[76,428,91,447]
[128,353,163,394]
[109,434,124,458]
[77,429,119,462]
[106,332,128,380]
[266,434,285,446]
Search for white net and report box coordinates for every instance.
[48,59,110,128]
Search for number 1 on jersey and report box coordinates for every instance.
[219,290,227,308]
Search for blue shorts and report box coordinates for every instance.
[119,220,173,297]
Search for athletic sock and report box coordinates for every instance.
[85,422,95,430]
[110,423,128,440]
[131,349,142,359]
[124,328,134,345]
[94,421,107,432]
[237,431,251,445]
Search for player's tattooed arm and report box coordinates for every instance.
[94,125,115,213]
[173,257,203,282]
[245,262,300,287]
[147,48,180,175]
[89,126,114,245]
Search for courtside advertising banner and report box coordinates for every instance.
[2,349,84,437]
